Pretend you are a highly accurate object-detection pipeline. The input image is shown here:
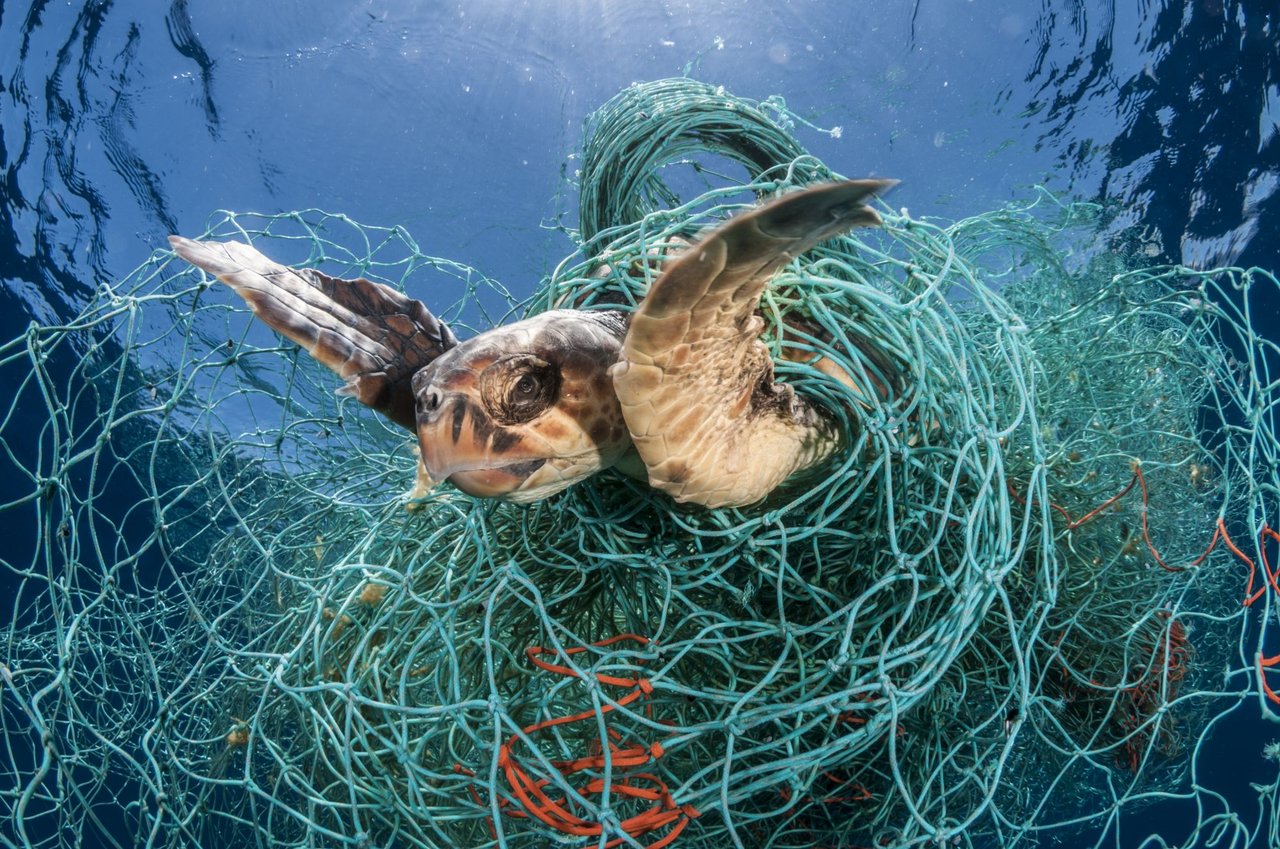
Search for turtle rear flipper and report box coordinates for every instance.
[611,179,894,508]
[169,236,457,431]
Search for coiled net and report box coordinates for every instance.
[1,78,1278,849]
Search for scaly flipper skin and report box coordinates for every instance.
[610,180,895,508]
[170,180,893,507]
[168,236,456,430]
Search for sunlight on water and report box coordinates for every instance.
[0,3,1277,848]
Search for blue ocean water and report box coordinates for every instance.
[0,2,1277,847]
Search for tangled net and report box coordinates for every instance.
[2,78,1279,849]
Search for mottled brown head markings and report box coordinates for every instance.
[410,310,631,502]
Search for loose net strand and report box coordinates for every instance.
[1,78,1277,849]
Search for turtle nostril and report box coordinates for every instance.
[419,387,443,416]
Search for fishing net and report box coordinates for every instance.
[1,77,1278,849]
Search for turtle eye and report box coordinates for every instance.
[514,374,538,398]
[479,355,560,425]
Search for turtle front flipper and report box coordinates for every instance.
[169,236,457,431]
[610,179,894,508]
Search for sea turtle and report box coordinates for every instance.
[169,179,896,508]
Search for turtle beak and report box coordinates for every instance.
[445,464,548,498]
[414,394,546,499]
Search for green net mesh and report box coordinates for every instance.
[2,78,1278,849]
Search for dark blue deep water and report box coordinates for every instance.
[1,2,1278,848]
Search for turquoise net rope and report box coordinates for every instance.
[0,78,1277,849]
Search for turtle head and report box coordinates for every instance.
[409,310,632,503]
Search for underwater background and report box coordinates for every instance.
[1,2,1279,848]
